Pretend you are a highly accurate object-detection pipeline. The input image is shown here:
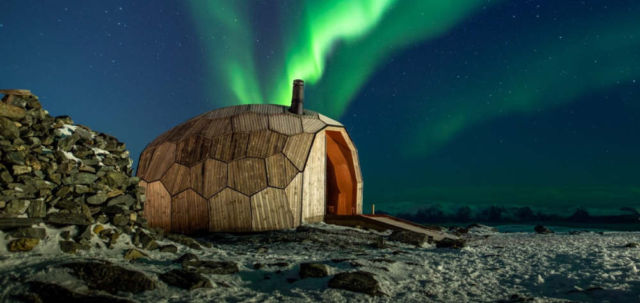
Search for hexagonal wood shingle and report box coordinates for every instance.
[171,189,209,234]
[161,163,191,195]
[265,153,298,188]
[283,133,315,171]
[251,187,294,231]
[246,130,287,158]
[203,159,227,198]
[209,188,251,232]
[232,112,268,132]
[145,142,176,181]
[269,114,302,135]
[176,136,212,167]
[143,181,171,231]
[228,158,267,195]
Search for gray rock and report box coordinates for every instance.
[300,263,329,279]
[159,269,212,290]
[0,170,13,183]
[12,165,32,175]
[534,225,553,234]
[5,200,30,215]
[435,237,466,249]
[59,240,80,254]
[389,230,428,246]
[0,117,19,138]
[624,242,639,248]
[176,253,199,266]
[27,200,46,218]
[328,271,384,296]
[0,218,43,230]
[159,244,178,253]
[24,281,135,303]
[74,184,91,194]
[86,192,108,205]
[107,194,135,207]
[72,173,98,185]
[62,261,156,294]
[9,227,46,239]
[46,212,92,226]
[166,233,202,250]
[112,213,129,226]
[105,171,129,189]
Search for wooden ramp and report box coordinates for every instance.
[324,214,459,242]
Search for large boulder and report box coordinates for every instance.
[328,271,385,296]
[62,261,156,294]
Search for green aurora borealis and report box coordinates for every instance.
[2,0,639,216]
[185,0,640,215]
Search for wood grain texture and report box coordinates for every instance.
[265,153,298,188]
[136,147,155,181]
[189,162,204,194]
[176,136,212,167]
[285,173,303,227]
[181,118,210,139]
[228,158,267,195]
[269,114,302,135]
[205,105,249,119]
[201,118,232,139]
[232,112,269,132]
[247,130,287,158]
[160,163,191,195]
[318,114,343,126]
[209,133,249,162]
[145,142,176,181]
[144,181,171,232]
[301,117,326,133]
[283,133,314,171]
[203,159,227,198]
[208,188,251,232]
[251,187,294,231]
[249,104,284,115]
[325,127,363,215]
[171,189,209,234]
[301,131,325,223]
[165,119,198,142]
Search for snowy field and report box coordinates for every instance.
[1,223,639,302]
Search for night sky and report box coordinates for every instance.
[2,1,639,216]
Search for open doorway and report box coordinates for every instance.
[325,130,358,215]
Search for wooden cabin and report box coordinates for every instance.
[137,81,363,234]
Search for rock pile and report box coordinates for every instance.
[0,89,146,250]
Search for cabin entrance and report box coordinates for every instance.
[325,130,358,215]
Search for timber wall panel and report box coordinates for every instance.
[265,153,298,188]
[249,104,284,115]
[283,133,314,170]
[228,158,267,195]
[269,114,302,135]
[189,162,204,194]
[201,118,232,139]
[301,118,326,133]
[285,173,303,227]
[209,188,252,232]
[232,112,269,132]
[171,189,209,234]
[136,147,155,180]
[205,105,249,119]
[251,187,294,231]
[145,142,176,181]
[302,131,325,223]
[161,163,191,195]
[247,130,287,158]
[326,127,363,215]
[203,159,227,198]
[176,136,212,167]
[318,114,343,126]
[144,181,171,231]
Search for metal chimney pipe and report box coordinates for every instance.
[289,79,304,115]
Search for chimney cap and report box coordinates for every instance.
[293,79,304,86]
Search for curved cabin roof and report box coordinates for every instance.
[137,104,346,197]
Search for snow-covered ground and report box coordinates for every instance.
[1,223,639,302]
